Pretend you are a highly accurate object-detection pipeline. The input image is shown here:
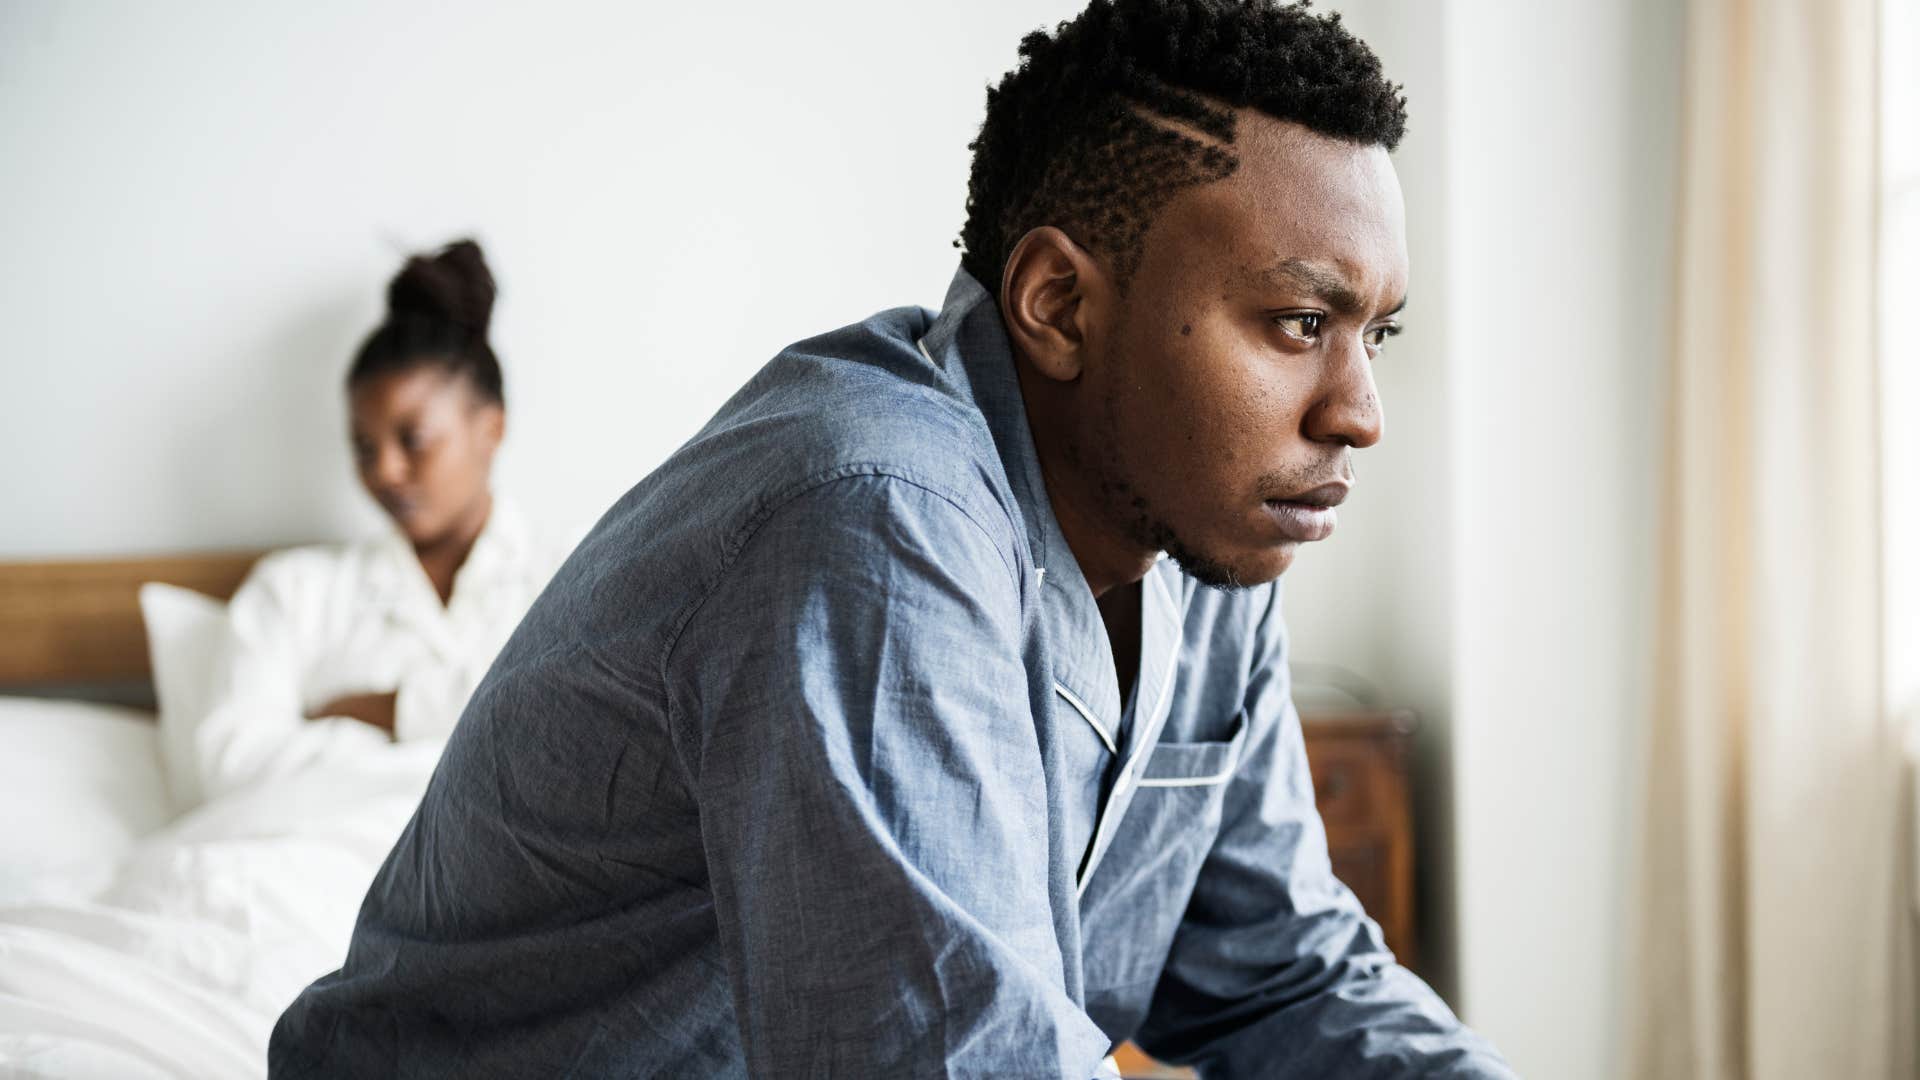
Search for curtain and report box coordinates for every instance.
[1630,0,1916,1076]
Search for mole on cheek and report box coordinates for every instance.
[1180,324,1192,336]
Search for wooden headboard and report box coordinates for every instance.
[0,552,266,688]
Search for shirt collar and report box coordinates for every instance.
[916,267,1132,739]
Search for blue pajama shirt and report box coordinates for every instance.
[270,267,1514,1078]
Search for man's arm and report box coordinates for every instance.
[1133,585,1515,1078]
[667,471,1112,1078]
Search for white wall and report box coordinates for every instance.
[0,0,1086,556]
[1441,1,1677,1076]
[1885,0,1920,720]
[1,3,1681,1077]
[1283,3,1681,1078]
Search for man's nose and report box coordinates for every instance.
[1302,336,1384,449]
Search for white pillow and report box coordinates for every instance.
[138,582,229,810]
[0,696,171,906]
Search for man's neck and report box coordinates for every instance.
[1013,360,1157,599]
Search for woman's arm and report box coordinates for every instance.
[308,691,397,735]
[167,551,388,807]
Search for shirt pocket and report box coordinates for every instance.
[1138,709,1248,788]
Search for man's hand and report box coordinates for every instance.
[308,692,398,737]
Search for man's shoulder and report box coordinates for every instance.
[742,307,996,469]
[554,305,1026,628]
[652,306,1019,542]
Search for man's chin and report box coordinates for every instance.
[1165,539,1297,592]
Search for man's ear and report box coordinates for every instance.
[998,227,1109,384]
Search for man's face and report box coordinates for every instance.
[1078,116,1408,588]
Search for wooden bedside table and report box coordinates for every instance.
[1301,707,1421,970]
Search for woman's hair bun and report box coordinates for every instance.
[348,237,506,406]
[385,238,495,338]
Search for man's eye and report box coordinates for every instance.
[1365,323,1403,352]
[1273,312,1323,341]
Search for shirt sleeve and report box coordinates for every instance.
[1133,585,1516,1078]
[178,554,388,806]
[666,472,1113,1079]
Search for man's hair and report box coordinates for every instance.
[958,0,1406,296]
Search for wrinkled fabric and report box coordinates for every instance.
[271,268,1513,1079]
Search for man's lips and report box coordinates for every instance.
[1261,481,1349,542]
[1273,481,1350,508]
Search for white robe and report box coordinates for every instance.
[163,498,563,809]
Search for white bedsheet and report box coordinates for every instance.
[0,699,172,909]
[0,704,439,1080]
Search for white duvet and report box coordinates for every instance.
[0,701,439,1080]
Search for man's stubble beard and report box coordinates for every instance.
[1079,371,1253,593]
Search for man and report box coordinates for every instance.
[273,1,1514,1075]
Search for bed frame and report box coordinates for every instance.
[0,552,264,690]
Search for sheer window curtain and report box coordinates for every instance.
[1883,6,1920,1066]
[1885,0,1920,925]
[1630,0,1918,1076]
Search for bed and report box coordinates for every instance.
[0,552,442,1079]
[0,553,1439,1080]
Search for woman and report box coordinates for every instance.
[163,239,561,809]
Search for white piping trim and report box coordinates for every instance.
[1054,682,1116,754]
[1121,591,1182,768]
[915,338,937,366]
[1076,580,1186,897]
[1136,772,1234,788]
[1136,739,1243,788]
[1146,564,1179,620]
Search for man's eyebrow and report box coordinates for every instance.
[1259,257,1403,319]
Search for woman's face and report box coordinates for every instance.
[348,365,503,547]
